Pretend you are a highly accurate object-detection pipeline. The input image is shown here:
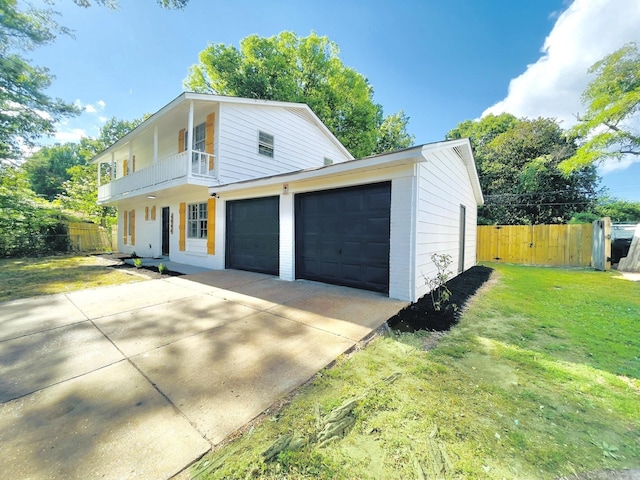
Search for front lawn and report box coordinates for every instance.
[0,255,143,303]
[190,264,640,479]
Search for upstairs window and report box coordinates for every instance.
[184,122,206,152]
[187,202,208,239]
[258,131,274,158]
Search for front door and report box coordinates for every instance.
[162,207,170,256]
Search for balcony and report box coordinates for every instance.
[98,150,216,203]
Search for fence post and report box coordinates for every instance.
[591,217,611,271]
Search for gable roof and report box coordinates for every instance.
[90,92,353,162]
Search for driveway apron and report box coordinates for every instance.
[0,270,407,479]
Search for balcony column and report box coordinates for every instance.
[128,142,133,175]
[187,100,194,177]
[97,161,102,187]
[111,152,115,180]
[153,125,158,164]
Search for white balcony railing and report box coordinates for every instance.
[98,150,216,202]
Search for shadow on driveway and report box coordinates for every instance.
[0,270,406,479]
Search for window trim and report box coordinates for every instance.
[258,131,274,158]
[184,122,206,152]
[187,202,208,239]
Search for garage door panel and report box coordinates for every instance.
[368,217,390,234]
[295,182,391,293]
[226,197,279,275]
[367,266,388,285]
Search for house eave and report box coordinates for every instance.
[207,139,484,206]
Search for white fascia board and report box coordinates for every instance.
[208,146,424,196]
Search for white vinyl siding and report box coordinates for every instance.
[216,103,351,184]
[413,149,477,301]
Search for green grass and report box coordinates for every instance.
[0,255,142,302]
[190,264,640,479]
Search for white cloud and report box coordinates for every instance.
[598,155,640,175]
[54,128,88,143]
[98,116,108,123]
[483,0,640,128]
[84,100,106,114]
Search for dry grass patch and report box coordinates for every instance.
[0,255,143,302]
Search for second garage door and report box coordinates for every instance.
[226,196,279,275]
[295,182,391,293]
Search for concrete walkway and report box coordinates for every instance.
[0,270,407,479]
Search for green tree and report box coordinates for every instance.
[375,110,415,154]
[22,143,86,200]
[564,43,640,172]
[59,164,116,227]
[184,31,413,158]
[1,0,186,162]
[594,197,640,222]
[447,116,600,225]
[0,165,69,256]
[0,0,79,161]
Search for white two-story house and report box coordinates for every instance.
[93,92,483,302]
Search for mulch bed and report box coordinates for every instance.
[93,253,183,279]
[388,265,494,332]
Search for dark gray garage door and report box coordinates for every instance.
[295,182,391,293]
[226,196,279,275]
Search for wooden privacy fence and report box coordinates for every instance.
[477,224,593,267]
[67,222,113,252]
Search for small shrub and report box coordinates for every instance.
[131,251,138,258]
[158,263,167,274]
[424,253,457,312]
[133,258,143,268]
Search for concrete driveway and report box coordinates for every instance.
[0,270,406,479]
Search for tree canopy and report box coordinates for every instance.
[22,143,86,200]
[0,0,79,161]
[447,114,600,225]
[564,42,640,172]
[184,31,414,158]
[0,0,185,163]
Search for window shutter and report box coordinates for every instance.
[123,159,128,177]
[206,113,215,170]
[130,210,136,246]
[145,206,149,221]
[132,155,136,173]
[207,198,216,255]
[179,202,186,251]
[151,205,156,221]
[123,210,128,244]
[178,129,185,153]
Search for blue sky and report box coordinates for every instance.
[30,0,640,200]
